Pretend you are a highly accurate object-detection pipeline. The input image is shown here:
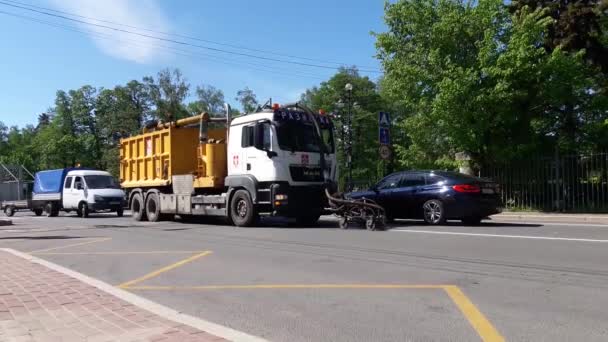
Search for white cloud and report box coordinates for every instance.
[48,0,170,63]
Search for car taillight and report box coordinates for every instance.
[452,184,481,193]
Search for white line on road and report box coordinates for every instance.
[491,221,608,228]
[391,229,608,243]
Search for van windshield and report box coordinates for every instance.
[84,175,120,189]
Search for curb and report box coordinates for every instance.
[0,248,268,342]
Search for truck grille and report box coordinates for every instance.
[289,166,323,182]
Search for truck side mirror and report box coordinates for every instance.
[76,182,83,190]
[253,122,276,158]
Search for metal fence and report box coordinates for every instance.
[482,153,608,213]
[0,164,33,202]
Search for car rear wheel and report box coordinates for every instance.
[116,207,124,217]
[423,199,445,225]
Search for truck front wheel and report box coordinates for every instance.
[230,190,257,227]
[33,208,43,216]
[145,193,161,222]
[131,193,147,221]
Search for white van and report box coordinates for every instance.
[31,168,125,217]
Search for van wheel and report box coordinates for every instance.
[145,193,161,222]
[131,193,147,221]
[45,203,59,217]
[33,208,43,216]
[78,202,89,218]
[230,190,256,227]
[4,206,15,217]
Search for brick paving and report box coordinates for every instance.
[0,250,227,342]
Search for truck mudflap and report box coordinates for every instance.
[270,183,327,217]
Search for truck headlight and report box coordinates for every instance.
[94,195,104,202]
[274,194,288,201]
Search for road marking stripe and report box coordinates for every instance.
[118,251,212,288]
[29,237,112,253]
[492,221,608,228]
[126,284,445,290]
[391,229,608,242]
[0,248,266,342]
[443,285,505,342]
[36,251,204,255]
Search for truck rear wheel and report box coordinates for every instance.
[131,193,147,221]
[145,193,161,222]
[230,190,256,227]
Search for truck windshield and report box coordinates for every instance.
[276,122,321,153]
[84,175,120,189]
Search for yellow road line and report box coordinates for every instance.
[118,251,212,288]
[443,285,505,342]
[36,250,203,255]
[126,284,445,290]
[29,237,111,253]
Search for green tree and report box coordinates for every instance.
[188,85,225,115]
[235,87,258,113]
[375,0,608,170]
[301,67,385,185]
[510,0,608,74]
[143,68,190,121]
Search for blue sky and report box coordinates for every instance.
[0,0,385,128]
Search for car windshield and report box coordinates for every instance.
[84,175,119,189]
[275,122,322,153]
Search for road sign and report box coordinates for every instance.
[378,112,391,145]
[379,145,391,160]
[379,112,390,127]
[379,127,390,145]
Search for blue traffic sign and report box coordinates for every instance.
[378,112,391,127]
[379,127,390,145]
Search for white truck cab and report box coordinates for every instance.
[225,103,338,225]
[62,170,125,217]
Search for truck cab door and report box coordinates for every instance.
[241,122,274,179]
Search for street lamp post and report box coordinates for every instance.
[345,83,353,192]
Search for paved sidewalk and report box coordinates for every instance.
[0,250,228,342]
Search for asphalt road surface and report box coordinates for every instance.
[2,211,608,342]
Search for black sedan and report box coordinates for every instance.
[348,171,503,225]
